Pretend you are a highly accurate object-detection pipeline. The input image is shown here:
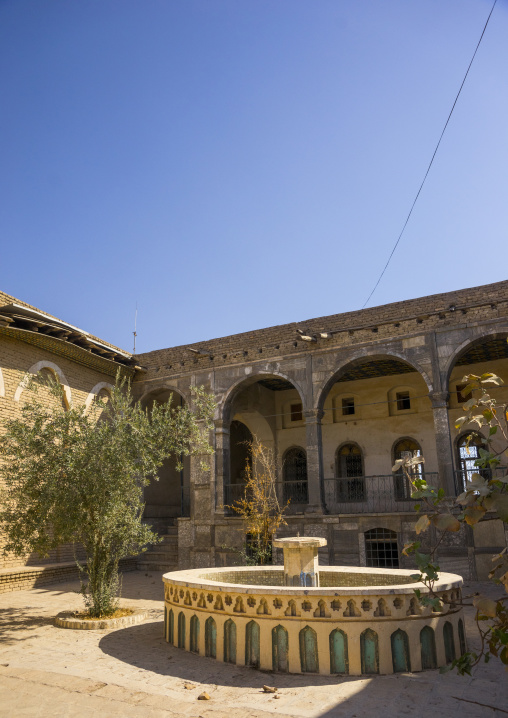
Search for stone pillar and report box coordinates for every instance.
[304,409,324,513]
[273,536,327,586]
[214,420,230,513]
[430,391,456,496]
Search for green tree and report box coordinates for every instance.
[399,371,508,674]
[0,373,214,617]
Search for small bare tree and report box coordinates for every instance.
[227,438,288,565]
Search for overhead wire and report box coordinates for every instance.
[362,0,498,309]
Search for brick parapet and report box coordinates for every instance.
[134,280,508,378]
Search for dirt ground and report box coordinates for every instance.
[0,570,506,717]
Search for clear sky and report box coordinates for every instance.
[1,0,506,353]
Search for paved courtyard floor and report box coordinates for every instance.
[0,571,507,718]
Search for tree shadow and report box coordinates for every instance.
[0,607,54,644]
[99,619,346,689]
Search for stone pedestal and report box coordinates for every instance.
[273,536,327,587]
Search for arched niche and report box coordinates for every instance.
[221,373,305,504]
[84,382,114,411]
[140,387,190,527]
[14,360,72,408]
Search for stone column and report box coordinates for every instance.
[214,420,230,513]
[304,409,324,513]
[430,391,456,496]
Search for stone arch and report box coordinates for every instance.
[138,384,188,409]
[0,367,4,398]
[443,329,508,387]
[14,360,72,408]
[138,385,190,525]
[220,371,307,424]
[84,382,114,411]
[316,350,434,413]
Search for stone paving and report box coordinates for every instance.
[0,571,507,717]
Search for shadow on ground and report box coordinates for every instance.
[0,607,54,644]
[99,619,348,689]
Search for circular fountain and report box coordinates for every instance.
[162,537,465,675]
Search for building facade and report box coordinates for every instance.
[1,280,508,591]
[133,280,508,581]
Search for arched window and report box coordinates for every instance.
[360,628,379,674]
[457,433,490,492]
[205,617,217,658]
[393,438,422,500]
[224,619,237,664]
[299,626,319,673]
[272,625,289,672]
[245,621,260,668]
[365,527,399,568]
[283,448,308,504]
[177,612,185,649]
[336,444,365,502]
[391,629,411,672]
[443,621,456,664]
[190,615,200,654]
[420,626,437,669]
[329,629,349,674]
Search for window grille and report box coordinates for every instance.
[283,448,308,503]
[365,528,399,568]
[457,434,490,488]
[336,444,365,501]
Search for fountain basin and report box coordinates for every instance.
[162,563,465,675]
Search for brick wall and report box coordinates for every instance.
[134,280,508,377]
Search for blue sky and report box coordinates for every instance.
[1,0,506,353]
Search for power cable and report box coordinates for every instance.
[362,0,498,309]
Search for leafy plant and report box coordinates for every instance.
[0,372,214,617]
[399,370,508,674]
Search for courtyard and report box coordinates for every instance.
[0,571,506,717]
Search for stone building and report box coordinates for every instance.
[132,279,508,581]
[1,280,508,591]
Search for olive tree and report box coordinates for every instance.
[0,373,214,617]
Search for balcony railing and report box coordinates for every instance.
[322,473,439,514]
[454,466,508,495]
[223,480,309,515]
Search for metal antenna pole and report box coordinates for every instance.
[133,303,137,354]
